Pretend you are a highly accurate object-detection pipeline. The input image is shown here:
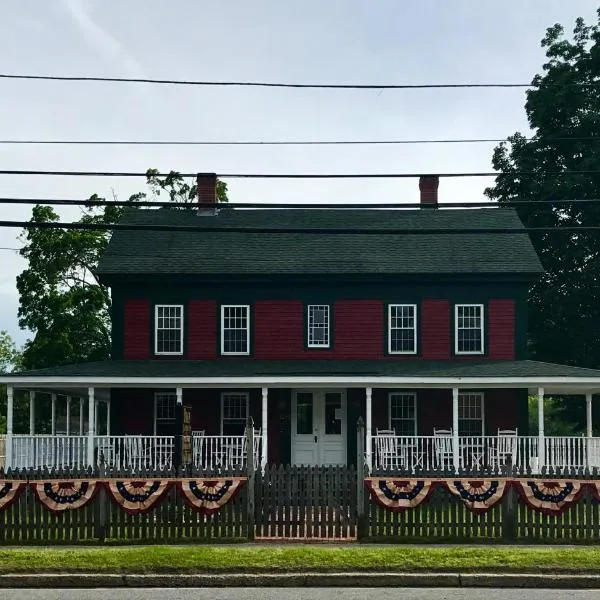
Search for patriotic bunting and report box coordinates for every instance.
[364,479,434,511]
[179,478,246,514]
[515,480,583,516]
[445,480,507,514]
[589,482,600,502]
[106,480,171,515]
[33,480,99,513]
[0,481,25,511]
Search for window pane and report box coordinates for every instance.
[389,305,416,353]
[458,393,483,436]
[222,393,248,435]
[308,305,330,347]
[457,305,483,353]
[222,306,249,354]
[324,393,342,435]
[389,393,416,436]
[296,393,313,435]
[156,305,183,354]
[156,392,176,421]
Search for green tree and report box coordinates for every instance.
[17,171,228,370]
[485,11,600,371]
[0,330,23,433]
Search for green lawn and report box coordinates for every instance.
[0,546,600,574]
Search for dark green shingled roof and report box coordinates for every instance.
[96,207,543,277]
[5,360,600,380]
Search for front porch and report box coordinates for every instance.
[1,359,600,475]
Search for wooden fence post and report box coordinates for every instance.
[502,461,517,542]
[356,417,368,540]
[246,417,255,541]
[97,459,109,544]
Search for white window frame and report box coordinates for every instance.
[388,392,417,436]
[153,391,176,435]
[220,304,250,356]
[307,304,331,348]
[455,303,485,355]
[154,304,184,356]
[388,304,417,355]
[458,392,485,437]
[220,392,250,435]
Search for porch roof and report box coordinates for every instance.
[2,359,600,393]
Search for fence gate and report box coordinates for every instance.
[254,465,357,540]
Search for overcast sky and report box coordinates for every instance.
[0,0,597,347]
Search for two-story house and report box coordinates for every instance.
[3,174,600,473]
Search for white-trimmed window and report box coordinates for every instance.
[455,304,484,354]
[388,304,417,354]
[307,304,330,348]
[389,392,417,436]
[221,305,250,355]
[458,392,484,437]
[155,305,183,355]
[221,392,249,435]
[154,391,176,434]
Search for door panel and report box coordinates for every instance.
[320,392,346,465]
[291,392,319,465]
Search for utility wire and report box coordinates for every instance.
[0,137,598,146]
[1,73,598,89]
[0,220,597,235]
[0,198,599,210]
[1,169,600,178]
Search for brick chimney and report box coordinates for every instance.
[197,173,218,204]
[419,175,439,207]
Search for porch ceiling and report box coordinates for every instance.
[2,359,600,394]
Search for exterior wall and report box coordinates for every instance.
[115,281,523,361]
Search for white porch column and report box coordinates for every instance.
[6,385,13,469]
[87,387,95,466]
[29,391,35,434]
[586,393,593,438]
[66,396,71,435]
[365,387,372,472]
[79,397,84,435]
[51,394,57,436]
[106,398,111,436]
[95,399,99,436]
[261,387,268,470]
[537,387,545,470]
[452,388,460,473]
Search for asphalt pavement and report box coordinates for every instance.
[3,590,600,600]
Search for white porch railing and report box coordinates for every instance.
[11,435,88,470]
[371,435,600,474]
[94,436,174,471]
[192,435,261,471]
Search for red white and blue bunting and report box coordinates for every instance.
[445,480,507,514]
[515,480,583,516]
[364,479,434,512]
[589,482,600,502]
[33,480,99,513]
[106,480,172,515]
[178,478,246,514]
[0,480,25,511]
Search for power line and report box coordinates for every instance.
[1,220,598,235]
[1,73,598,89]
[1,169,600,178]
[0,137,598,146]
[1,197,600,210]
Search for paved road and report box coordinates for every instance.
[3,590,600,600]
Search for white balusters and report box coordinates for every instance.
[192,435,250,470]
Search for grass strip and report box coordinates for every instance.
[1,546,600,574]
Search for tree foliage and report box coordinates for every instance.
[485,10,600,370]
[0,330,23,433]
[17,170,228,370]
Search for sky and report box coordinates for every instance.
[0,0,598,347]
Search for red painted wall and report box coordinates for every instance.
[188,300,217,359]
[488,299,516,360]
[123,300,151,359]
[421,299,451,359]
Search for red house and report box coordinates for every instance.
[3,174,600,473]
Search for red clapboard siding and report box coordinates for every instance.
[188,300,217,359]
[484,389,518,433]
[334,300,384,359]
[488,299,516,359]
[123,299,151,359]
[421,299,451,359]
[254,300,304,359]
[254,299,384,359]
[116,388,153,434]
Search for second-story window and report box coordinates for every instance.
[221,305,250,355]
[307,304,330,348]
[455,304,484,354]
[388,304,417,354]
[155,305,183,355]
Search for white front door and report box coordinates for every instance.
[291,390,347,466]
